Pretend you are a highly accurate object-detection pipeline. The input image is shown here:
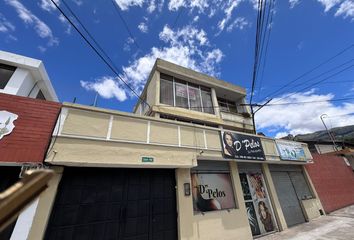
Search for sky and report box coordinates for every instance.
[0,0,354,138]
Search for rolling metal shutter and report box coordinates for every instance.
[270,165,306,227]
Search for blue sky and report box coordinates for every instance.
[1,0,354,138]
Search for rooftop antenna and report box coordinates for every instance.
[93,93,98,107]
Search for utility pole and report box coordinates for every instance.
[320,114,338,151]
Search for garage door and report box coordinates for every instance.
[45,168,177,240]
[270,171,305,227]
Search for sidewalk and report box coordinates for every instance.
[258,205,354,240]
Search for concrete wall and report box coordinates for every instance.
[305,153,354,213]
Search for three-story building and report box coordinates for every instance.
[24,59,325,240]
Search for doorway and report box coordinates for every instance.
[45,168,177,240]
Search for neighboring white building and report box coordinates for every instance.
[0,50,58,102]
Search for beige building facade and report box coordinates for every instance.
[29,59,324,240]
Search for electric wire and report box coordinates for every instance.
[269,63,354,104]
[258,43,354,103]
[50,0,151,108]
[110,0,141,50]
[256,0,275,101]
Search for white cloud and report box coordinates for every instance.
[80,77,128,102]
[289,0,300,9]
[217,0,242,33]
[168,0,209,12]
[159,24,209,46]
[123,37,135,51]
[38,0,59,12]
[82,24,223,100]
[226,17,250,32]
[114,0,144,10]
[138,22,148,33]
[6,0,59,46]
[0,13,15,33]
[317,0,342,12]
[335,0,354,19]
[256,90,354,136]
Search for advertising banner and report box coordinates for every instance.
[221,131,265,160]
[240,172,276,236]
[191,173,236,213]
[276,140,306,161]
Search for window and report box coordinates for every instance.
[160,78,173,105]
[36,90,46,100]
[159,73,214,114]
[201,88,214,114]
[217,98,238,114]
[191,161,236,214]
[0,63,16,89]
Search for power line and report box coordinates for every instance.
[263,58,354,100]
[256,0,275,101]
[157,97,354,109]
[258,43,354,103]
[110,0,141,51]
[61,0,117,70]
[50,0,150,108]
[269,63,354,104]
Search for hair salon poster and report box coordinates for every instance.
[191,173,236,213]
[221,131,265,160]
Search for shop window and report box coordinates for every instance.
[191,161,236,214]
[0,63,16,89]
[159,73,214,114]
[239,169,276,236]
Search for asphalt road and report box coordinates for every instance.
[258,205,354,240]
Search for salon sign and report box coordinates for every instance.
[221,131,265,160]
[276,140,306,161]
[0,111,18,141]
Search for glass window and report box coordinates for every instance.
[0,63,16,89]
[159,73,214,114]
[218,98,238,114]
[175,82,189,109]
[160,79,173,106]
[188,85,202,112]
[191,161,236,214]
[201,90,214,114]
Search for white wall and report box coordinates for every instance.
[0,67,37,97]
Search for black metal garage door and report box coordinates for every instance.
[45,168,177,240]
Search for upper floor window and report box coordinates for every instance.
[36,90,46,100]
[218,98,238,114]
[0,63,16,89]
[160,73,214,114]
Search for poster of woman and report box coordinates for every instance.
[248,173,267,199]
[257,201,274,232]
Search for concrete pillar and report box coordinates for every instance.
[210,88,220,118]
[27,166,64,240]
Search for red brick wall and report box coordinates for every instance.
[0,93,61,163]
[305,153,354,213]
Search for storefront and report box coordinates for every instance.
[30,103,324,240]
